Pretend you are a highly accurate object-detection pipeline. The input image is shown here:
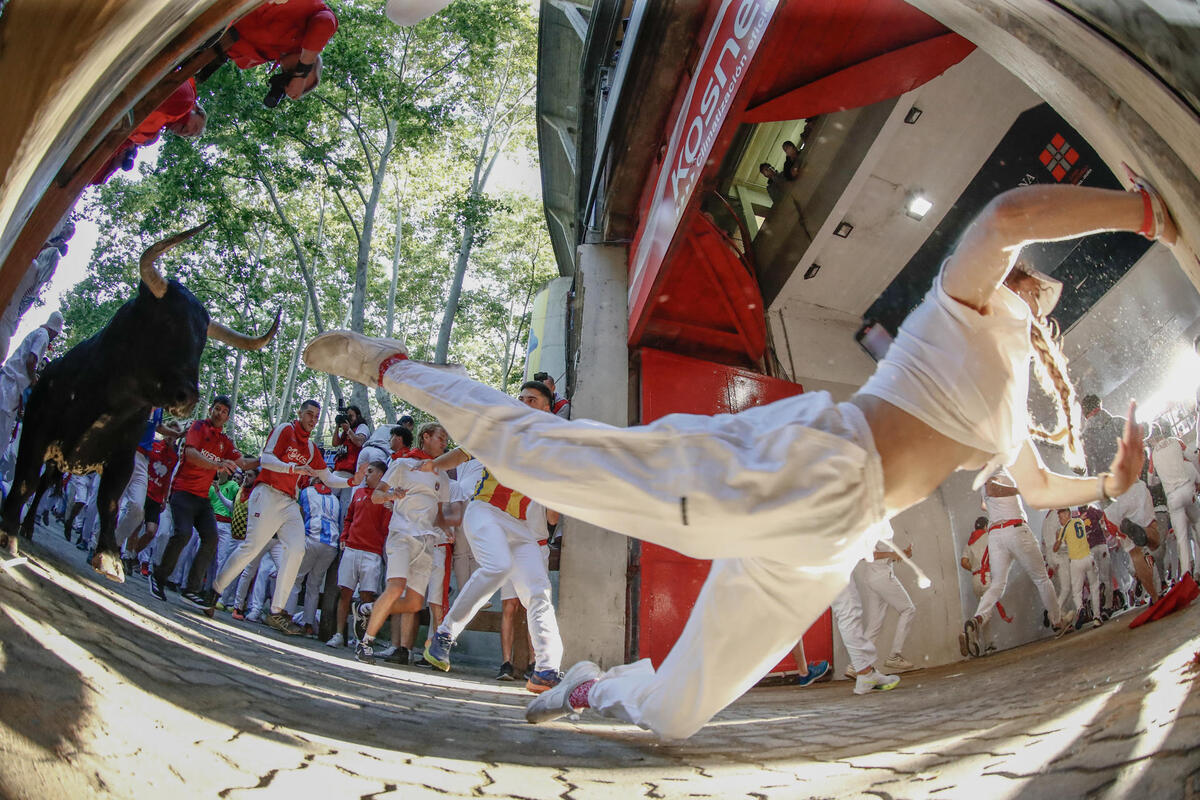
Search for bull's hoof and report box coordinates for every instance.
[91,551,125,584]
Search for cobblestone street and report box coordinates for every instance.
[2,529,1199,799]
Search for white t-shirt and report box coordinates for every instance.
[382,457,448,538]
[1105,479,1155,527]
[1152,437,1199,495]
[982,481,1025,524]
[859,272,1032,483]
[2,327,49,390]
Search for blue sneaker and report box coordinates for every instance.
[423,630,453,671]
[525,668,563,694]
[796,660,830,687]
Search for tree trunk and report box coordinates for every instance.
[279,292,310,422]
[374,177,404,422]
[229,224,267,434]
[257,166,343,407]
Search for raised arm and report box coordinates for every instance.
[941,185,1151,313]
[1009,402,1144,509]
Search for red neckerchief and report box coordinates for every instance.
[967,527,987,546]
[390,447,411,460]
[408,448,433,460]
[312,483,332,495]
[290,419,311,444]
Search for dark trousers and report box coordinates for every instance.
[154,491,218,593]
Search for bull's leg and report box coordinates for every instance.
[18,466,58,540]
[0,433,50,556]
[90,455,133,583]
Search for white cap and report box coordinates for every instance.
[44,311,64,333]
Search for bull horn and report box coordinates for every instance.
[207,309,281,351]
[139,221,212,298]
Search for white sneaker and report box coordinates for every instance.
[526,661,602,724]
[882,653,915,672]
[376,644,398,658]
[853,669,901,695]
[303,330,408,387]
[326,632,345,648]
[843,664,857,680]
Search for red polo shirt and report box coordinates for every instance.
[146,440,179,504]
[341,487,389,556]
[173,420,240,499]
[255,420,326,498]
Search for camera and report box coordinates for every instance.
[334,413,349,427]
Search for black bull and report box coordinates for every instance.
[0,224,278,582]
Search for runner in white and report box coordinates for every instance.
[1148,428,1200,577]
[306,178,1175,739]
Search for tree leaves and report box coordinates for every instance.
[58,0,551,452]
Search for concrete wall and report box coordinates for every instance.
[557,243,632,670]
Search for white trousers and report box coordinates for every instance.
[296,540,338,625]
[1047,549,1073,614]
[859,560,915,657]
[113,451,150,548]
[1090,544,1111,597]
[214,485,306,614]
[170,532,199,586]
[213,521,237,603]
[587,557,853,740]
[381,359,887,738]
[248,541,285,618]
[831,579,878,671]
[1165,483,1200,575]
[440,501,562,672]
[974,523,1061,627]
[1068,555,1101,618]
[234,546,271,610]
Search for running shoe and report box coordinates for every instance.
[386,647,409,665]
[376,644,398,659]
[180,590,208,608]
[147,572,167,601]
[495,661,516,681]
[883,654,916,672]
[423,631,454,671]
[526,668,563,694]
[351,601,370,643]
[963,615,983,657]
[795,660,830,687]
[326,632,345,648]
[853,669,901,695]
[843,664,857,680]
[958,632,969,658]
[356,638,376,664]
[525,661,602,724]
[1091,618,1103,629]
[264,611,303,636]
[303,331,409,388]
[302,623,316,638]
[1055,609,1078,638]
[232,608,246,621]
[139,563,150,577]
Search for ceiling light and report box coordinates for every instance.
[834,222,853,238]
[904,106,922,124]
[906,194,933,220]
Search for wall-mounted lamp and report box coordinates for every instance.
[904,106,922,124]
[804,264,821,280]
[834,222,853,238]
[906,194,933,220]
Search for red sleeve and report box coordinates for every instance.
[301,7,338,52]
[223,434,241,461]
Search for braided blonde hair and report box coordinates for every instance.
[1006,267,1086,470]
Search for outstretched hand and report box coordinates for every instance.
[1107,401,1145,498]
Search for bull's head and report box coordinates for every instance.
[134,222,280,416]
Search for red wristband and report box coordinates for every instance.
[1136,186,1154,239]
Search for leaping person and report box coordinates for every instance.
[304,175,1181,740]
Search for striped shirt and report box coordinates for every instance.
[299,485,341,546]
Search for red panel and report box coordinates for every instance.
[636,348,832,673]
[633,212,766,366]
[744,32,975,122]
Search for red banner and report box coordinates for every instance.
[627,0,778,333]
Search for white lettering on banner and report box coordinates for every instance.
[630,0,777,308]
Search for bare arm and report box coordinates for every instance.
[417,448,470,472]
[1009,404,1143,509]
[940,186,1145,313]
[985,480,1020,497]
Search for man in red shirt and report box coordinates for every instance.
[332,403,369,524]
[91,78,206,185]
[130,427,182,572]
[224,0,337,106]
[209,399,352,635]
[151,396,256,604]
[326,459,390,648]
